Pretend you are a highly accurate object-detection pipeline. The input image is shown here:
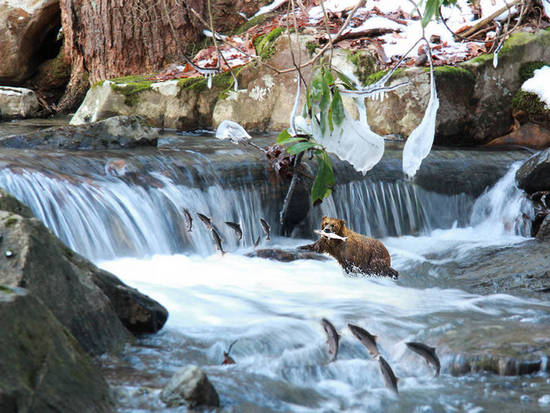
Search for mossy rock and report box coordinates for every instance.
[348,50,379,86]
[430,65,475,83]
[519,61,547,82]
[512,90,550,124]
[110,78,154,107]
[365,68,405,85]
[254,27,284,60]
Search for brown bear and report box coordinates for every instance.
[300,216,399,278]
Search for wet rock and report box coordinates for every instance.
[0,286,113,412]
[536,214,550,241]
[0,115,159,150]
[0,188,33,218]
[0,208,133,354]
[247,248,329,262]
[486,123,550,150]
[160,365,220,408]
[0,0,60,84]
[442,324,550,376]
[516,148,550,193]
[0,86,40,119]
[89,268,168,334]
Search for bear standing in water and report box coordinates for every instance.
[300,216,399,279]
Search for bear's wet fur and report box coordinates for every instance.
[301,216,399,278]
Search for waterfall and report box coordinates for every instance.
[0,151,530,261]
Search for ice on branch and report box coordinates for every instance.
[215,120,252,144]
[402,57,440,179]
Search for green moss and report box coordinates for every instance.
[500,31,536,56]
[348,51,377,86]
[512,90,550,122]
[306,41,318,56]
[110,79,153,107]
[92,80,106,88]
[177,70,237,96]
[470,53,494,65]
[365,68,404,85]
[234,13,272,35]
[254,27,284,60]
[0,285,14,294]
[429,65,475,83]
[4,216,17,227]
[519,61,546,82]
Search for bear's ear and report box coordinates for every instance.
[322,216,327,220]
[338,219,346,229]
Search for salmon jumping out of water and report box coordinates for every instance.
[321,318,340,362]
[197,212,212,230]
[225,221,243,241]
[183,208,193,232]
[348,323,379,358]
[406,342,440,377]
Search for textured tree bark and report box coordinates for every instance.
[60,0,209,83]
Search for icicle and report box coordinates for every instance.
[215,120,252,144]
[233,77,239,92]
[492,38,504,69]
[207,74,213,89]
[402,46,440,179]
[288,72,301,137]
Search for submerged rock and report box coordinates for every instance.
[485,122,550,150]
[0,286,113,412]
[0,86,41,119]
[0,115,158,150]
[247,248,329,262]
[160,365,220,408]
[516,148,550,193]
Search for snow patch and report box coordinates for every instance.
[521,65,550,108]
[215,120,252,143]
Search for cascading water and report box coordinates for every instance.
[0,138,548,412]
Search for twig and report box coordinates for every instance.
[319,0,334,69]
[460,0,522,38]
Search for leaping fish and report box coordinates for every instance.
[254,235,261,248]
[406,342,440,377]
[348,324,379,358]
[225,221,243,241]
[211,228,225,255]
[183,208,193,232]
[197,212,213,230]
[222,339,238,365]
[378,355,399,394]
[259,218,271,241]
[314,229,348,241]
[321,318,340,362]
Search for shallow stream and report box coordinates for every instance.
[0,125,548,412]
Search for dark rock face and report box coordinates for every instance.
[160,365,220,409]
[0,115,158,150]
[0,188,168,353]
[0,287,113,412]
[536,214,550,241]
[516,148,550,193]
[90,268,168,334]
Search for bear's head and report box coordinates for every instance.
[321,216,346,236]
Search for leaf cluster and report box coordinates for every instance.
[421,0,457,27]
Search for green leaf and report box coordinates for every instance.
[330,88,345,127]
[311,151,335,204]
[320,73,331,111]
[282,137,310,145]
[288,141,317,155]
[422,0,441,27]
[311,71,324,104]
[334,68,356,90]
[276,129,292,144]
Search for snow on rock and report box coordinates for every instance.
[521,65,550,108]
[402,62,440,179]
[253,0,288,18]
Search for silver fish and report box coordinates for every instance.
[378,355,399,394]
[197,213,212,230]
[314,229,347,241]
[254,235,261,248]
[259,218,271,240]
[183,208,193,232]
[348,324,379,358]
[321,318,339,362]
[225,221,242,241]
[406,342,440,377]
[211,228,225,255]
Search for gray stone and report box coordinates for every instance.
[0,115,159,150]
[0,86,40,119]
[160,365,220,408]
[516,148,550,193]
[0,286,113,412]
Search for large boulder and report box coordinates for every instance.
[0,115,159,150]
[160,365,220,409]
[515,148,550,193]
[0,86,40,119]
[0,189,168,354]
[0,0,61,84]
[0,286,113,412]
